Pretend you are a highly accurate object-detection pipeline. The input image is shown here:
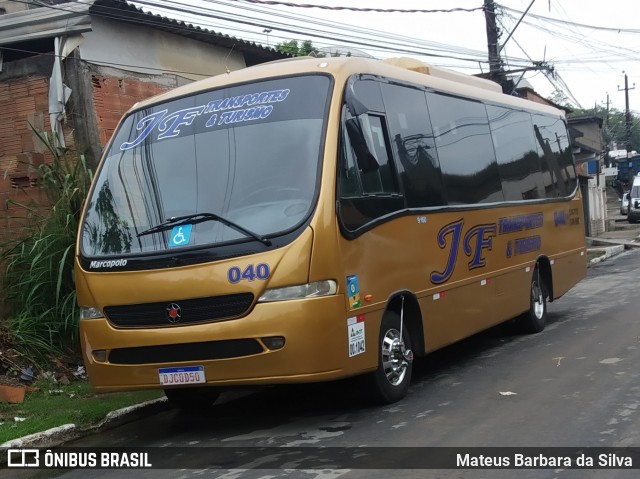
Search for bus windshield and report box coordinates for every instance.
[80,75,331,257]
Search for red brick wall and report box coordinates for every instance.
[1,73,172,244]
[0,75,65,244]
[91,75,171,147]
[0,75,170,241]
[0,70,176,312]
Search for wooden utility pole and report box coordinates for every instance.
[484,0,542,94]
[618,72,636,186]
[602,93,610,166]
[484,0,502,82]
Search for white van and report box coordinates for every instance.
[621,191,630,215]
[628,176,640,223]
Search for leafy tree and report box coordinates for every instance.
[549,89,571,108]
[276,39,324,57]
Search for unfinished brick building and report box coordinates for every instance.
[0,0,287,243]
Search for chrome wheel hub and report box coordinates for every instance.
[381,329,410,386]
[532,282,544,319]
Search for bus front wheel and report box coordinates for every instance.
[517,265,547,334]
[164,386,220,410]
[363,312,413,404]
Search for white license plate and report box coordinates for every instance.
[158,366,205,386]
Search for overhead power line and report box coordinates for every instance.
[129,0,513,64]
[232,0,483,14]
[11,0,498,65]
[498,3,640,34]
[12,0,636,111]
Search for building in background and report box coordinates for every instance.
[0,0,287,242]
[568,115,605,236]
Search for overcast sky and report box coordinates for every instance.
[135,0,640,113]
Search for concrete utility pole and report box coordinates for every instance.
[618,72,636,186]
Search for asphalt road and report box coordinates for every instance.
[8,249,640,479]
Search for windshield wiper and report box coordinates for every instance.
[137,213,272,246]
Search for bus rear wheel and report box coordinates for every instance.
[363,312,413,404]
[164,386,220,410]
[517,265,547,333]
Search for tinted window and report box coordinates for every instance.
[382,83,445,207]
[338,78,403,231]
[359,114,397,194]
[352,78,385,112]
[81,75,331,257]
[427,93,504,204]
[532,114,576,197]
[487,106,545,201]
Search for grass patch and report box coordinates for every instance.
[0,380,162,444]
[1,129,93,363]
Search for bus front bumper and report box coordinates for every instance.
[80,295,377,392]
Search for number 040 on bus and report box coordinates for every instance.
[75,56,586,408]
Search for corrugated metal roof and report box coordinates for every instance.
[0,0,289,65]
[0,1,93,44]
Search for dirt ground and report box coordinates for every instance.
[0,328,83,389]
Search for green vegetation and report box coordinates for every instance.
[0,379,163,444]
[0,130,92,363]
[276,39,322,57]
[275,39,351,58]
[0,131,166,446]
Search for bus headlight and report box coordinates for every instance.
[80,306,104,320]
[258,280,337,302]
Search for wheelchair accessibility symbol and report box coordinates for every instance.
[169,224,193,248]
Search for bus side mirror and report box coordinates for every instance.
[345,118,379,174]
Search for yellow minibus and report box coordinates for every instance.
[76,56,586,407]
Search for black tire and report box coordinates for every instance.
[362,312,413,405]
[517,264,547,334]
[164,386,220,410]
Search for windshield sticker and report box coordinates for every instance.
[347,315,366,358]
[120,88,291,150]
[347,275,361,309]
[168,225,192,248]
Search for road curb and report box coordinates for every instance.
[1,397,169,449]
[588,244,625,265]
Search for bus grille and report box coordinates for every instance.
[103,293,255,328]
[108,339,264,365]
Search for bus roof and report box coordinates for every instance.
[127,56,563,119]
[380,57,502,93]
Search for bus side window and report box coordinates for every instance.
[358,114,397,194]
[338,81,404,232]
[532,114,575,197]
[426,92,504,205]
[381,83,446,207]
[340,119,363,197]
[487,105,545,201]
